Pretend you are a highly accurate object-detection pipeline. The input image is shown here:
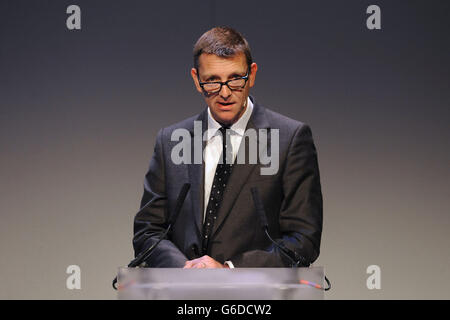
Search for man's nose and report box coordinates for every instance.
[219,83,232,98]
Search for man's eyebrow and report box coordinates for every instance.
[202,71,247,82]
[229,72,246,78]
[203,75,220,81]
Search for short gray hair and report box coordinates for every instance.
[193,26,253,70]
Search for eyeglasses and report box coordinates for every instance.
[198,69,250,94]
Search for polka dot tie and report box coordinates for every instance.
[201,126,233,254]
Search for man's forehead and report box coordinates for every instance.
[198,53,247,76]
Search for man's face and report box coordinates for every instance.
[191,52,257,126]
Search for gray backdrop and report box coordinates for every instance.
[0,0,449,299]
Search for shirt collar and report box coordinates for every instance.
[206,97,254,141]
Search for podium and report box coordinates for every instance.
[116,267,325,300]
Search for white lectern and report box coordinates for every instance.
[116,267,325,300]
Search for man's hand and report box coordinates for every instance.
[183,255,229,269]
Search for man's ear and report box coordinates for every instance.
[191,68,203,93]
[249,62,258,88]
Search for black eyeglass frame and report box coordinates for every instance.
[197,68,250,94]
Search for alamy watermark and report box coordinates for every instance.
[66,5,81,30]
[366,5,381,30]
[170,121,279,175]
[66,265,81,290]
[366,264,381,290]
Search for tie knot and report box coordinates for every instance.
[219,126,232,139]
[219,126,229,134]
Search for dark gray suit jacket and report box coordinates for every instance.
[133,96,323,267]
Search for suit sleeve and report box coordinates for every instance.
[230,124,323,267]
[133,128,188,267]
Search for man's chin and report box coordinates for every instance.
[211,110,237,125]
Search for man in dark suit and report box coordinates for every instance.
[133,27,323,268]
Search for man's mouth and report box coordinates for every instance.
[218,101,235,107]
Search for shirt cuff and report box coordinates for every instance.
[224,260,235,268]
